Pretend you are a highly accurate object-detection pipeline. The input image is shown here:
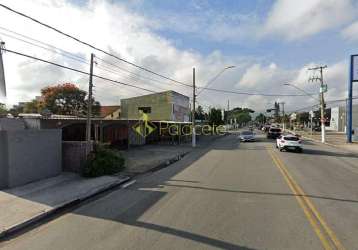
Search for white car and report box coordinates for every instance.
[276,135,303,153]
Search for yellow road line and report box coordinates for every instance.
[266,147,345,250]
[272,150,345,250]
[267,149,332,250]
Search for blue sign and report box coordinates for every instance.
[347,54,358,143]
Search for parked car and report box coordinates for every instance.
[239,131,255,142]
[267,127,282,139]
[276,135,303,152]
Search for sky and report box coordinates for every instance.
[1,0,358,113]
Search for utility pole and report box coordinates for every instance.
[227,99,230,129]
[0,41,6,102]
[309,65,327,143]
[280,102,285,131]
[192,67,196,147]
[86,53,95,155]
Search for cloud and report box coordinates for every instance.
[131,0,357,43]
[230,60,348,113]
[237,63,282,88]
[342,21,358,41]
[0,0,350,115]
[262,0,355,41]
[0,0,227,105]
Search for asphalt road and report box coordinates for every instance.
[1,131,358,250]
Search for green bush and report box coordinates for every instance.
[83,147,125,177]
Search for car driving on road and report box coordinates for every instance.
[239,131,255,142]
[276,135,303,152]
[267,127,282,139]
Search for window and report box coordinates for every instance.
[284,136,299,141]
[270,128,281,133]
[138,107,151,114]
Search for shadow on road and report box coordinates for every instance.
[71,135,256,249]
[161,183,358,204]
[301,149,358,159]
[70,135,256,250]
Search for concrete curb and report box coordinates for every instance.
[0,176,130,240]
[148,151,190,173]
[0,151,191,240]
[0,135,224,240]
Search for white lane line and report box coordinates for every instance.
[120,180,137,189]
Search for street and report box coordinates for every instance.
[1,132,358,250]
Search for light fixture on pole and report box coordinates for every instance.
[196,65,235,96]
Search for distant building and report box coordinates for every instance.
[121,90,190,122]
[99,105,121,119]
[326,104,357,132]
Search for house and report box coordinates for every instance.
[120,90,190,122]
[99,105,121,119]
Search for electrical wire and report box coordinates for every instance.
[0,6,313,97]
[0,27,184,93]
[1,47,157,93]
[0,26,88,64]
[0,3,191,87]
[0,29,170,94]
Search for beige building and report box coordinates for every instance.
[121,91,190,122]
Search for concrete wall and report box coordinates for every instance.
[62,141,93,173]
[0,129,62,189]
[0,131,8,188]
[0,118,25,130]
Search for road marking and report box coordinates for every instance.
[120,180,136,189]
[266,147,345,250]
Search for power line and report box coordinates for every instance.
[0,3,191,87]
[0,29,169,93]
[196,86,310,97]
[0,29,89,65]
[96,57,190,88]
[95,59,169,90]
[95,63,168,92]
[1,47,157,93]
[0,26,88,64]
[0,5,316,98]
[0,26,188,93]
[287,96,358,113]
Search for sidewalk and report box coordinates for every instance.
[121,135,223,174]
[0,134,224,239]
[0,172,129,238]
[122,144,192,174]
[287,129,358,154]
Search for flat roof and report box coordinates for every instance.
[121,90,189,101]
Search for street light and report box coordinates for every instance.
[196,65,236,96]
[283,83,319,102]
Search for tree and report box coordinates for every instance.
[255,113,266,124]
[9,105,23,117]
[208,108,224,125]
[0,103,7,117]
[41,83,100,116]
[23,99,41,114]
[195,105,207,121]
[236,112,251,125]
[296,112,309,124]
[225,107,254,125]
